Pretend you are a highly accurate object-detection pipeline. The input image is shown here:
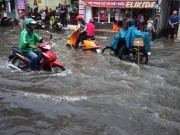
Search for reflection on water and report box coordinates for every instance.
[0,26,180,135]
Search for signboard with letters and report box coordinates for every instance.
[17,0,26,10]
[84,1,158,8]
[79,0,85,17]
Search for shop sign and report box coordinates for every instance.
[17,0,25,10]
[79,0,84,17]
[85,2,125,8]
[84,0,157,2]
[84,1,157,8]
[125,2,157,8]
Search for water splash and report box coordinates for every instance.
[24,92,88,104]
[8,63,21,71]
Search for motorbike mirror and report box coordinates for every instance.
[50,34,52,39]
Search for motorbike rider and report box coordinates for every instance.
[123,13,135,30]
[79,18,95,46]
[19,18,43,71]
[114,13,135,52]
[1,10,8,26]
[75,15,86,49]
[111,12,151,55]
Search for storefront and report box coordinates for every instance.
[82,0,159,30]
[0,0,15,13]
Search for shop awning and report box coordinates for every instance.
[82,0,158,8]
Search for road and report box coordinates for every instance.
[0,26,179,135]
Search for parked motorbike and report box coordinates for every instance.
[8,38,65,73]
[32,16,45,30]
[66,28,100,53]
[102,38,148,64]
[53,16,62,31]
[36,20,45,30]
[0,17,14,27]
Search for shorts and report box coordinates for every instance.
[168,26,178,35]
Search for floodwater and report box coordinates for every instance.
[0,26,179,135]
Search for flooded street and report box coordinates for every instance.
[0,26,180,135]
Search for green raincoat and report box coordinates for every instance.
[19,29,42,52]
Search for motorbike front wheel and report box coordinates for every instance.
[102,46,115,56]
[51,66,65,73]
[118,44,127,60]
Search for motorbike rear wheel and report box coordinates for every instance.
[11,57,27,69]
[119,44,148,64]
[9,21,13,27]
[102,46,115,56]
[135,52,148,64]
[51,66,65,73]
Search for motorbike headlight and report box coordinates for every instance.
[43,44,51,50]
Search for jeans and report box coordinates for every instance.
[23,51,38,70]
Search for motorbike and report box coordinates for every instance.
[66,28,101,53]
[102,37,148,64]
[0,17,14,27]
[8,38,65,73]
[53,16,62,31]
[36,19,45,30]
[32,16,45,30]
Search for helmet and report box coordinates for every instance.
[127,18,135,27]
[25,18,37,26]
[124,18,135,30]
[89,18,93,22]
[76,15,83,20]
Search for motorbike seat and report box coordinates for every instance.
[87,37,95,40]
[12,47,24,55]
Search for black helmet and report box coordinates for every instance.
[126,18,135,27]
[124,18,135,30]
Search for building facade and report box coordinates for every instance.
[81,0,180,35]
[26,0,71,10]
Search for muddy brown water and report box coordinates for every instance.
[0,26,179,135]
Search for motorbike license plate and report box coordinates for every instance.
[96,49,101,53]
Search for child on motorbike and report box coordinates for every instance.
[19,18,43,71]
[75,15,86,49]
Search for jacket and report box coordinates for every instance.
[19,29,42,52]
[111,25,151,52]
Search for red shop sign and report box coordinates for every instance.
[84,1,157,8]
